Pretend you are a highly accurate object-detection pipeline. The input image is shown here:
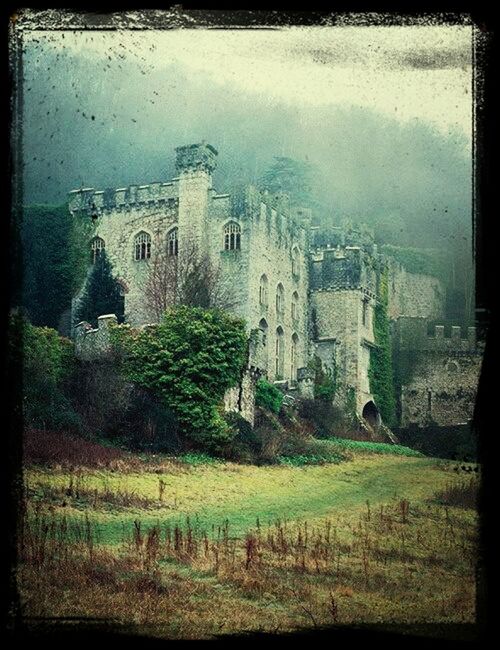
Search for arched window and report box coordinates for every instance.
[224,222,241,251]
[90,236,105,264]
[291,333,299,381]
[275,326,285,379]
[134,231,151,261]
[259,318,268,346]
[291,291,299,322]
[167,227,178,256]
[291,247,300,278]
[259,275,268,307]
[276,283,285,317]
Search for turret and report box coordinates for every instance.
[175,142,218,260]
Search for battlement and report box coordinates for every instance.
[311,221,375,253]
[68,181,179,215]
[310,245,376,293]
[393,316,481,354]
[175,142,218,175]
[229,184,309,233]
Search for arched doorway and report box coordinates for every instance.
[362,400,381,430]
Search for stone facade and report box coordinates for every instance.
[69,142,481,430]
[392,317,483,428]
[387,260,445,321]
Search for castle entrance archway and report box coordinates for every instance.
[362,401,381,430]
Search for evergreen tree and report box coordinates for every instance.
[259,156,319,210]
[75,251,124,327]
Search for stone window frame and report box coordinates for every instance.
[167,227,179,256]
[134,231,152,261]
[291,332,299,382]
[90,236,105,264]
[291,291,299,323]
[362,297,369,326]
[259,318,268,347]
[223,221,241,251]
[276,283,285,318]
[259,274,269,308]
[291,246,301,278]
[275,326,285,379]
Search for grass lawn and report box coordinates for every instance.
[20,450,479,639]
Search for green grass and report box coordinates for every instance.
[327,437,424,457]
[21,449,479,638]
[27,453,452,545]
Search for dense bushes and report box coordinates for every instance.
[112,306,248,452]
[21,204,94,331]
[255,379,284,414]
[297,399,352,439]
[15,314,81,433]
[309,355,338,402]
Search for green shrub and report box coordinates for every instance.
[297,398,351,438]
[278,439,348,466]
[222,412,261,463]
[178,453,222,466]
[15,314,79,432]
[326,437,424,458]
[111,305,248,453]
[309,355,337,402]
[255,379,284,414]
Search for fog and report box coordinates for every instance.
[20,26,473,251]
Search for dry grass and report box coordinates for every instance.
[433,476,479,509]
[18,485,478,638]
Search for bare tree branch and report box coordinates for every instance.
[139,235,238,321]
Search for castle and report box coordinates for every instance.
[68,142,483,431]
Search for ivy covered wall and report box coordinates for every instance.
[369,265,397,427]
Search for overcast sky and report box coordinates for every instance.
[24,24,473,139]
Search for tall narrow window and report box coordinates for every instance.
[90,236,105,264]
[291,246,300,278]
[291,333,299,382]
[275,326,285,379]
[276,283,285,317]
[259,319,269,374]
[362,298,368,326]
[134,231,151,261]
[224,222,241,251]
[291,291,299,322]
[259,275,268,307]
[167,227,178,256]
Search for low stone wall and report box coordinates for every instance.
[74,313,260,425]
[74,314,117,361]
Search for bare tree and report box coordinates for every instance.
[140,235,238,321]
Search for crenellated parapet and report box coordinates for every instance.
[68,182,179,216]
[310,245,377,294]
[393,316,481,355]
[175,142,218,175]
[229,184,309,232]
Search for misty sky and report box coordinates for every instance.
[18,20,474,249]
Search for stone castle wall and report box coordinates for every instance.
[69,142,481,432]
[311,288,376,414]
[387,261,445,321]
[70,145,309,385]
[393,316,483,428]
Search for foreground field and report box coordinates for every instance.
[19,451,479,639]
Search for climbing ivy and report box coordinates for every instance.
[110,306,248,452]
[308,354,338,402]
[369,266,397,427]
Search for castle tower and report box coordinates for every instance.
[175,142,218,261]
